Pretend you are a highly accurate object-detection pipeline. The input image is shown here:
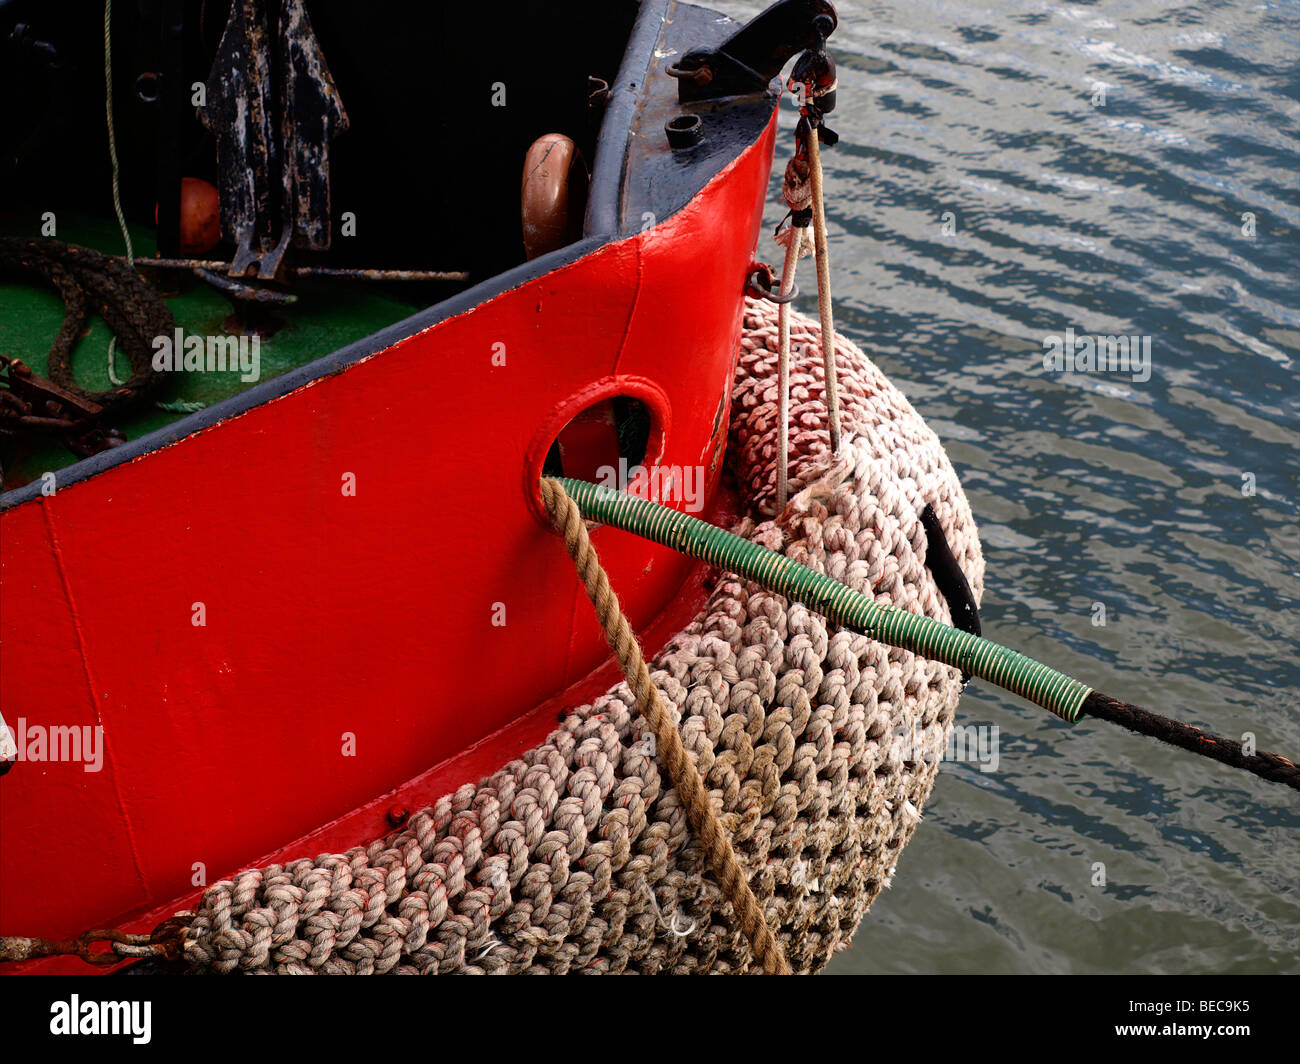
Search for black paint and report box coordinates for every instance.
[920,503,982,682]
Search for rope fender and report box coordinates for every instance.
[169,300,978,974]
[540,478,790,974]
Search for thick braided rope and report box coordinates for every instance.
[805,129,840,452]
[0,239,170,411]
[540,478,791,974]
[1082,693,1300,789]
[179,300,981,974]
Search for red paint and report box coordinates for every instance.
[0,111,778,961]
[7,537,738,974]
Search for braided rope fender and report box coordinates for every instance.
[183,298,985,974]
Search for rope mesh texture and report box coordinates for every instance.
[179,299,983,973]
[540,478,790,974]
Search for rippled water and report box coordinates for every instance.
[714,0,1299,973]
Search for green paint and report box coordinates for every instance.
[0,217,428,489]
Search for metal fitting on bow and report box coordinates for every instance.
[787,13,838,144]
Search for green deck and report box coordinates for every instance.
[0,217,434,492]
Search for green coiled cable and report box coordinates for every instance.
[551,477,1092,722]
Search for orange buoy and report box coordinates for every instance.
[160,177,221,256]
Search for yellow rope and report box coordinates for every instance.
[104,0,132,386]
[540,478,792,974]
[806,129,841,452]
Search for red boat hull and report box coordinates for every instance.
[0,115,778,963]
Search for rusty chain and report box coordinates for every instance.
[0,913,194,968]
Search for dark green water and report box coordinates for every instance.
[717,0,1298,973]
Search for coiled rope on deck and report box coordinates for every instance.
[540,478,791,974]
[551,476,1300,793]
[0,238,170,411]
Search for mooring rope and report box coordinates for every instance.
[774,227,804,512]
[1080,693,1300,788]
[775,30,843,469]
[787,23,843,455]
[540,478,792,974]
[551,476,1300,793]
[805,129,841,453]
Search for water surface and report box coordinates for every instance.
[713,0,1299,974]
